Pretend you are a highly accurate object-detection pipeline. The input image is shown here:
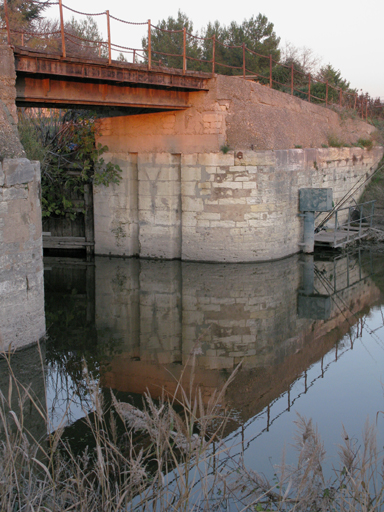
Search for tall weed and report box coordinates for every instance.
[1,345,384,511]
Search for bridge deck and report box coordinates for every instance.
[14,47,211,110]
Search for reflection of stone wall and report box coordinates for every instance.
[0,158,45,350]
[182,258,300,370]
[95,257,140,352]
[96,252,380,418]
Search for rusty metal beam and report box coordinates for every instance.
[16,75,192,109]
[14,49,210,91]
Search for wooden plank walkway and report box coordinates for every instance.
[43,235,94,250]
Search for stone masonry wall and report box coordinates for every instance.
[94,146,383,262]
[96,72,383,262]
[0,158,45,350]
[0,45,25,159]
[181,147,383,262]
[97,74,378,155]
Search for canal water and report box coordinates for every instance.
[3,249,384,482]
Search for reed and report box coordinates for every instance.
[1,346,384,511]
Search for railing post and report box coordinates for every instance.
[365,98,368,120]
[182,27,186,74]
[58,0,66,58]
[354,92,357,111]
[370,202,374,228]
[133,49,136,64]
[359,205,363,237]
[325,80,328,107]
[106,10,111,64]
[308,73,311,102]
[212,35,215,75]
[21,32,24,46]
[334,210,338,246]
[147,19,151,70]
[291,62,294,95]
[4,0,11,46]
[269,54,272,88]
[242,43,245,79]
[347,207,351,242]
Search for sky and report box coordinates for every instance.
[46,0,384,99]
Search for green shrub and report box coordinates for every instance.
[357,137,373,150]
[327,133,345,147]
[220,144,231,154]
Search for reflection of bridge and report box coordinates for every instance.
[14,48,209,111]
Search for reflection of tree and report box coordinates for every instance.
[44,263,124,428]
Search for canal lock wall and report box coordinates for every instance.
[93,146,383,262]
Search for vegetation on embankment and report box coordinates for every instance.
[17,109,122,220]
[1,349,384,511]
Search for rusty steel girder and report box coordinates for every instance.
[16,76,193,109]
[14,48,210,110]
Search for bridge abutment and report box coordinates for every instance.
[94,74,383,262]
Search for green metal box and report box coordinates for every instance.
[299,188,333,212]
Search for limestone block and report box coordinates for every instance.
[183,196,204,212]
[181,154,198,166]
[197,153,234,166]
[275,149,305,171]
[234,150,275,167]
[3,159,35,186]
[181,181,197,196]
[197,212,220,221]
[181,166,201,181]
[182,212,197,227]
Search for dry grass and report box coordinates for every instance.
[1,345,384,511]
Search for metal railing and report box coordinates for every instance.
[322,200,375,248]
[1,0,383,119]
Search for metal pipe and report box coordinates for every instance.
[303,211,315,253]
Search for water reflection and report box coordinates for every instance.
[0,343,47,445]
[42,249,383,436]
